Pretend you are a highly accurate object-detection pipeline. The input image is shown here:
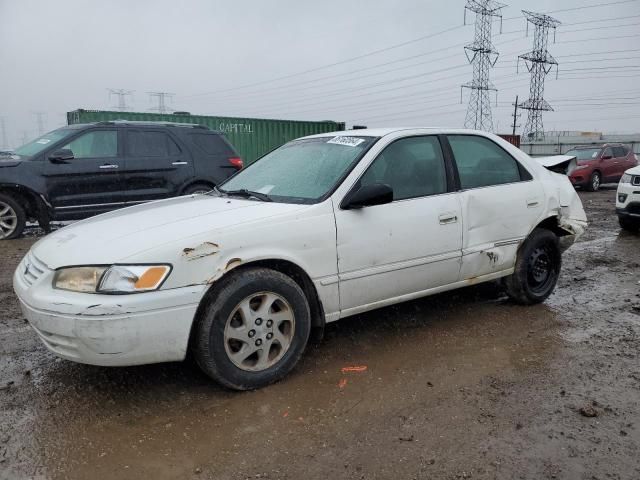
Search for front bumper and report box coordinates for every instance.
[13,252,207,366]
[616,182,640,219]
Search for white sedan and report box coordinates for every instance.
[617,165,640,232]
[13,128,587,390]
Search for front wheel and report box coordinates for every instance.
[586,171,601,192]
[0,193,26,240]
[619,216,640,233]
[192,267,311,390]
[504,229,561,305]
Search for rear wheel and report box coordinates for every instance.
[619,216,640,233]
[504,229,561,305]
[0,193,26,240]
[586,171,601,192]
[193,267,311,390]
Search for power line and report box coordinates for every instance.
[183,24,467,99]
[32,112,46,136]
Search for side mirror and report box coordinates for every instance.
[341,183,393,210]
[49,149,74,163]
[602,154,613,160]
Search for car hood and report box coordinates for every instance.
[32,195,307,269]
[0,155,24,168]
[625,165,640,176]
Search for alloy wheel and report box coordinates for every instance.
[224,292,295,372]
[0,201,18,239]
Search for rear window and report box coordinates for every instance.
[126,130,181,157]
[565,148,601,162]
[613,146,628,157]
[190,133,234,155]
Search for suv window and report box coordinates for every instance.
[602,147,613,159]
[359,136,447,201]
[612,146,627,157]
[191,133,232,155]
[62,130,117,158]
[127,130,181,157]
[447,135,523,189]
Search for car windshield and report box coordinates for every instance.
[219,135,377,203]
[13,128,77,157]
[565,148,601,162]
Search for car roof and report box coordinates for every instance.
[70,121,212,130]
[301,127,491,139]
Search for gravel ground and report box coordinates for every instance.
[0,186,638,480]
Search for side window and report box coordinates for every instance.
[447,135,523,189]
[612,146,627,158]
[191,134,232,155]
[602,147,613,159]
[127,131,180,157]
[359,136,447,201]
[62,131,117,158]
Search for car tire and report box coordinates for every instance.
[183,183,214,195]
[504,228,561,305]
[586,171,601,192]
[192,267,311,390]
[619,216,640,233]
[0,192,26,240]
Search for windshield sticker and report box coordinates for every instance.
[36,139,51,145]
[327,136,365,147]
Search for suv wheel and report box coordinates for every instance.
[0,193,26,240]
[619,216,640,233]
[586,171,601,192]
[504,228,561,305]
[193,267,311,390]
[184,183,214,195]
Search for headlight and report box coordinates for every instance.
[621,173,632,184]
[53,265,171,293]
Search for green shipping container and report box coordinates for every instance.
[67,109,345,164]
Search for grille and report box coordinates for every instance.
[20,252,50,286]
[632,176,640,186]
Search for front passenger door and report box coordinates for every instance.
[334,135,462,316]
[43,128,124,217]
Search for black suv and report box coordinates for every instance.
[0,121,243,239]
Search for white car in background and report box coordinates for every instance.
[13,128,587,390]
[617,165,640,232]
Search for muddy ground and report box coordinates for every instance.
[1,187,639,480]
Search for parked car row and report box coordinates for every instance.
[0,121,243,239]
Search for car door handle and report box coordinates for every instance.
[439,213,458,224]
[99,164,118,170]
[172,161,189,166]
[526,199,540,208]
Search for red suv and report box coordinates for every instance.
[565,144,638,191]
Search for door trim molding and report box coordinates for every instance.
[339,250,461,282]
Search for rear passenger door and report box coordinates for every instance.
[122,129,194,204]
[445,135,544,280]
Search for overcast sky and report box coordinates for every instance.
[1,0,639,147]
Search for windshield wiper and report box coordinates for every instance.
[217,188,272,202]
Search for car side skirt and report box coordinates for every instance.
[334,268,514,321]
